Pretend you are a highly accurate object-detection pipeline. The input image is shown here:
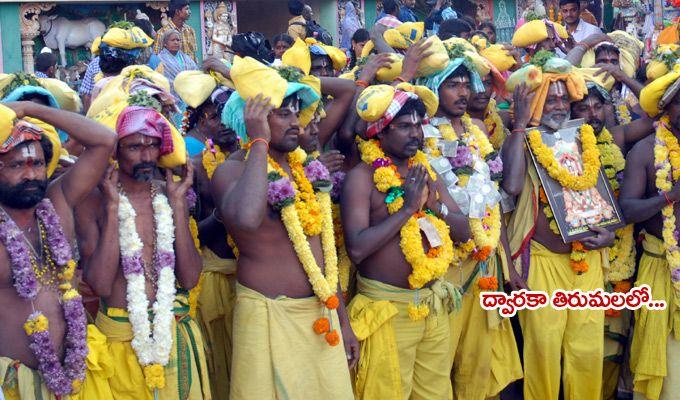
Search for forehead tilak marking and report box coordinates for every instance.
[21,143,37,159]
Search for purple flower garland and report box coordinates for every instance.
[0,199,88,395]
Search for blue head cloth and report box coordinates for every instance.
[309,44,328,56]
[221,81,321,143]
[419,58,484,98]
[2,86,69,142]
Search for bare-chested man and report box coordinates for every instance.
[503,64,616,399]
[77,105,208,399]
[619,69,680,400]
[210,58,356,399]
[342,83,470,399]
[420,54,523,398]
[0,101,115,399]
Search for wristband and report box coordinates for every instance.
[355,79,369,88]
[247,137,269,152]
[512,128,526,134]
[664,191,674,207]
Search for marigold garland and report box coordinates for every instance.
[202,142,227,180]
[653,116,680,306]
[528,124,601,191]
[615,102,632,126]
[187,216,203,319]
[478,276,499,291]
[358,138,454,320]
[596,127,636,282]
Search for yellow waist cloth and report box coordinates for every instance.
[196,248,237,400]
[230,283,354,400]
[507,155,541,273]
[1,325,113,400]
[630,233,680,400]
[94,293,211,400]
[349,275,454,400]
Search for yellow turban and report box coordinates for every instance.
[512,19,568,48]
[174,70,234,109]
[640,64,680,117]
[0,105,61,177]
[282,38,312,75]
[580,31,642,79]
[578,67,616,91]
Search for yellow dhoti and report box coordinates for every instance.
[447,249,523,400]
[348,275,454,400]
[519,240,605,400]
[195,248,236,400]
[94,292,211,400]
[0,325,113,400]
[230,282,353,400]
[630,233,680,400]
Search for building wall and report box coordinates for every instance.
[0,3,21,74]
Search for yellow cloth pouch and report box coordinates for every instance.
[101,26,153,50]
[174,71,218,109]
[230,56,288,108]
[395,82,438,118]
[480,44,516,72]
[415,35,449,77]
[37,77,83,112]
[282,38,312,75]
[640,63,680,117]
[506,64,543,92]
[578,67,616,91]
[356,85,396,122]
[304,38,347,71]
[376,54,404,83]
[512,19,568,48]
[0,103,16,142]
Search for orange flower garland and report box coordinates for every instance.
[478,276,499,291]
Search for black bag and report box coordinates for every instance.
[231,32,274,64]
[290,20,333,45]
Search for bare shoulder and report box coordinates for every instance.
[627,135,655,166]
[345,161,373,183]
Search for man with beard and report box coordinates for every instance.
[503,61,616,399]
[619,67,680,400]
[211,57,356,400]
[343,83,470,399]
[570,82,652,399]
[422,55,523,398]
[77,105,209,399]
[0,101,116,399]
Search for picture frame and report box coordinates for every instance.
[525,119,626,243]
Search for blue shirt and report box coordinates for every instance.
[185,136,205,157]
[376,7,418,24]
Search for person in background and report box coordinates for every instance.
[479,21,497,43]
[154,0,197,61]
[349,28,370,69]
[34,51,58,79]
[376,0,417,23]
[287,0,307,40]
[560,0,601,43]
[425,0,458,35]
[272,34,294,60]
[438,18,473,40]
[155,30,198,93]
[375,0,402,28]
[579,0,599,25]
[341,0,363,50]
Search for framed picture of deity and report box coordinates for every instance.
[525,119,625,243]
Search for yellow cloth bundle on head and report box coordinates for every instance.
[37,77,83,112]
[304,38,347,71]
[0,103,16,142]
[102,26,154,50]
[174,71,218,109]
[639,63,680,117]
[282,38,312,75]
[86,65,170,118]
[479,45,516,72]
[356,85,397,122]
[415,35,449,77]
[395,82,438,118]
[383,22,425,49]
[299,74,322,127]
[647,44,680,81]
[578,67,616,91]
[231,56,289,108]
[512,19,568,48]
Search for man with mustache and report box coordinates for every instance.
[619,67,680,400]
[342,83,470,398]
[503,60,616,399]
[570,82,652,399]
[0,101,116,399]
[76,104,209,399]
[211,57,356,399]
[422,54,523,398]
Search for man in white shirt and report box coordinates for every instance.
[560,0,601,43]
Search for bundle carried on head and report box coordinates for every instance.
[91,20,154,56]
[640,64,680,118]
[511,19,568,49]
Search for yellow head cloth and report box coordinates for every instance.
[230,56,289,108]
[415,35,449,77]
[282,38,312,75]
[647,44,680,81]
[395,82,438,117]
[356,83,437,122]
[640,64,680,117]
[304,38,347,71]
[299,74,322,127]
[527,72,586,126]
[174,71,217,109]
[512,19,568,48]
[36,78,83,113]
[580,31,641,79]
[91,36,102,55]
[0,105,61,177]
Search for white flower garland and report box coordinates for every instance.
[118,190,176,369]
